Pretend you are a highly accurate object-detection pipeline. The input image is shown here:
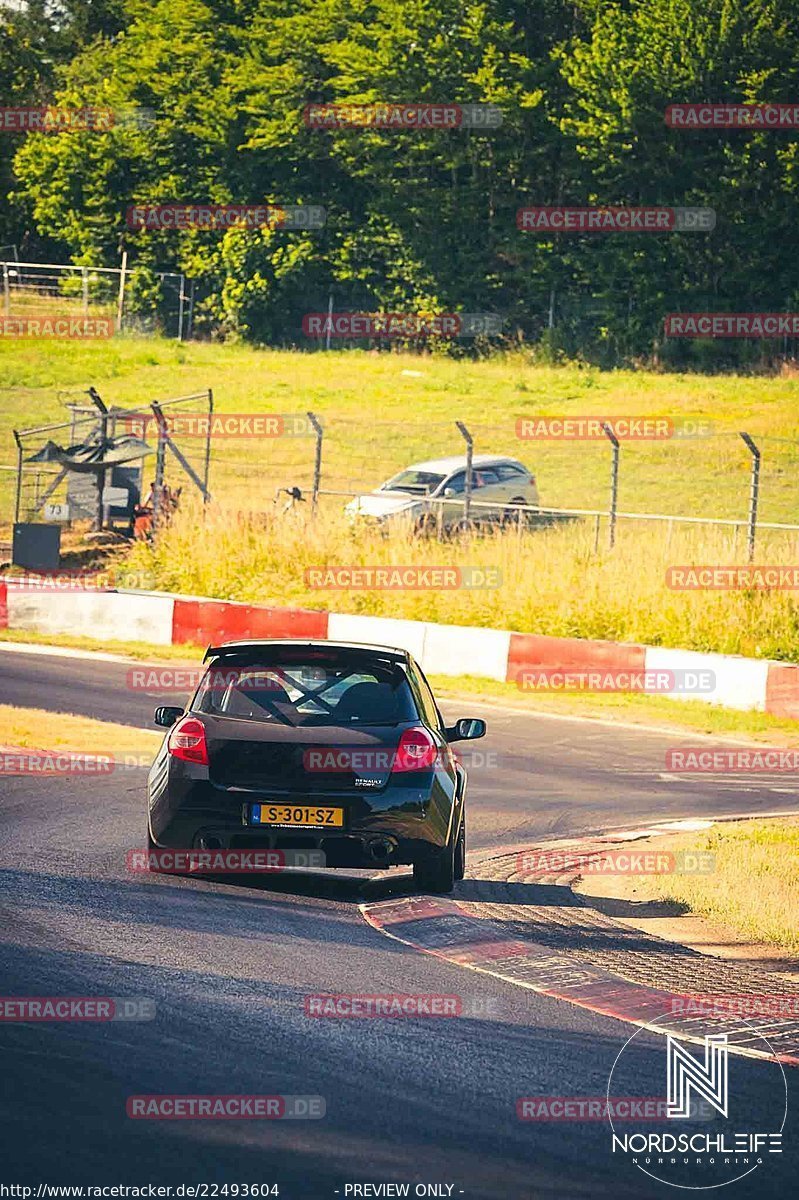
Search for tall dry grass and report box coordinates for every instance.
[649,820,799,952]
[124,499,799,660]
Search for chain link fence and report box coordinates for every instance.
[5,404,799,560]
[192,416,799,560]
[0,260,192,339]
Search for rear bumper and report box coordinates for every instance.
[147,758,461,869]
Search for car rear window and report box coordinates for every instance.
[194,658,419,727]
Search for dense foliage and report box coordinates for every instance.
[2,0,799,363]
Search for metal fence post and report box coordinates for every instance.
[186,279,196,340]
[177,274,185,341]
[3,263,9,316]
[602,421,620,549]
[88,388,108,531]
[203,389,213,502]
[152,416,166,531]
[456,420,473,525]
[739,432,761,562]
[116,249,128,332]
[12,430,23,523]
[307,412,324,512]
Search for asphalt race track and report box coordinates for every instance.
[0,644,796,1199]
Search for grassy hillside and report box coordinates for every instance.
[2,335,799,529]
[3,335,799,661]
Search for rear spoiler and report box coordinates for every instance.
[203,641,323,661]
[202,642,410,664]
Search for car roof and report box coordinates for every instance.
[204,639,410,662]
[398,454,526,474]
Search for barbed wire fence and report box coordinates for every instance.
[5,406,799,562]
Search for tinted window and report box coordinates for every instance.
[412,665,443,731]
[496,463,528,481]
[446,468,502,492]
[381,469,445,495]
[195,660,419,727]
[472,468,500,488]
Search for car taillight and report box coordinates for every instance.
[393,727,439,772]
[167,716,209,766]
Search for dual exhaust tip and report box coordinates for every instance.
[364,836,398,863]
[198,833,397,863]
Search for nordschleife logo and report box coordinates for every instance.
[607,1015,788,1189]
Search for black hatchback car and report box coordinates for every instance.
[147,639,486,893]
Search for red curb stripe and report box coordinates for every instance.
[363,896,460,927]
[361,899,799,1067]
[506,632,646,685]
[765,662,799,720]
[0,579,7,630]
[171,598,329,645]
[3,578,792,718]
[446,939,532,964]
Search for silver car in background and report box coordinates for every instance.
[345,454,540,532]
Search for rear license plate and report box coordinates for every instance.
[250,803,344,828]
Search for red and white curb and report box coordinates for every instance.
[3,576,799,717]
[360,822,799,1068]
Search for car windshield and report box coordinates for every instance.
[194,658,419,727]
[380,469,446,495]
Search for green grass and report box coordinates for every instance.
[2,335,799,531]
[647,820,799,953]
[3,335,799,664]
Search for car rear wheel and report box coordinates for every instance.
[413,825,456,894]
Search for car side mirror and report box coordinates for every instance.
[446,718,486,742]
[154,705,184,728]
[443,487,455,498]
